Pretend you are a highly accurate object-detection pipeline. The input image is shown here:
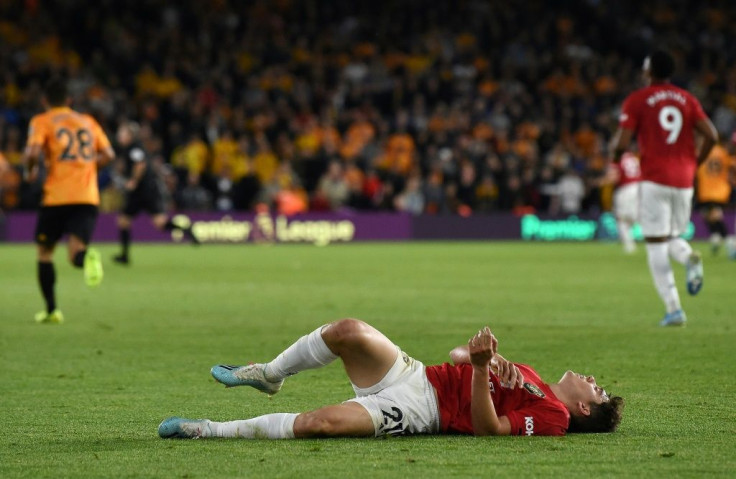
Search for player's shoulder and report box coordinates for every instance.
[657,84,703,107]
[30,109,52,125]
[75,111,100,126]
[624,86,648,101]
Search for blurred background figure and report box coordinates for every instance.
[314,161,349,211]
[611,151,642,254]
[696,139,735,256]
[553,169,585,216]
[114,121,199,265]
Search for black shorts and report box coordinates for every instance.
[35,204,98,247]
[122,184,166,217]
[698,201,727,212]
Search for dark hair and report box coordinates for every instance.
[648,50,675,80]
[567,395,624,433]
[44,78,69,106]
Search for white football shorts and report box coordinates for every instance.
[346,347,440,437]
[614,182,640,222]
[639,181,693,237]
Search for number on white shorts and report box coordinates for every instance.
[658,106,683,144]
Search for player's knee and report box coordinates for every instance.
[37,247,53,262]
[293,412,340,437]
[322,318,369,349]
[152,215,167,229]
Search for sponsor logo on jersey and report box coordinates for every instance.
[523,382,546,398]
[524,416,535,436]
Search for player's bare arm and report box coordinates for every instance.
[97,146,116,168]
[126,160,147,190]
[609,128,634,163]
[694,117,718,165]
[468,327,511,436]
[450,344,523,388]
[21,143,43,183]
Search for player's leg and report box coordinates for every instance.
[617,217,636,254]
[704,205,727,255]
[34,207,63,323]
[148,182,199,244]
[66,205,103,286]
[159,402,374,439]
[667,187,702,295]
[614,185,637,254]
[212,318,399,392]
[115,191,140,264]
[727,215,736,259]
[35,244,63,323]
[114,214,133,264]
[152,213,199,244]
[640,182,685,325]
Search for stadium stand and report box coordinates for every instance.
[1,0,734,215]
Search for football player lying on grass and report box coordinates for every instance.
[159,319,623,439]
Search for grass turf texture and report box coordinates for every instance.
[1,242,734,478]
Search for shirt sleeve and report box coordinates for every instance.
[26,116,48,147]
[505,404,569,436]
[129,147,146,162]
[690,94,708,122]
[619,94,639,131]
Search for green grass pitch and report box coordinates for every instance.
[1,241,734,478]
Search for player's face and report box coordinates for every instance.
[117,126,133,145]
[559,370,609,406]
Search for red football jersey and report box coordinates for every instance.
[619,83,707,188]
[616,152,642,187]
[425,363,570,436]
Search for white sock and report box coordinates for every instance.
[668,237,692,266]
[263,326,338,382]
[618,220,636,253]
[727,236,736,258]
[207,413,298,439]
[646,243,681,313]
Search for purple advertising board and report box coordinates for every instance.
[1,211,730,243]
[3,211,413,245]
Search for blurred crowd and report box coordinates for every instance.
[1,0,736,216]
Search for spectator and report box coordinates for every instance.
[315,161,349,211]
[554,169,586,215]
[394,174,425,215]
[0,1,732,218]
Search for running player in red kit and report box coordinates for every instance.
[159,319,623,439]
[610,50,718,327]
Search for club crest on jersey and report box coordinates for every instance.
[523,382,545,398]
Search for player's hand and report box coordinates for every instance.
[492,356,524,389]
[23,166,39,183]
[124,179,137,191]
[468,327,496,369]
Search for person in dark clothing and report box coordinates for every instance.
[114,122,199,265]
